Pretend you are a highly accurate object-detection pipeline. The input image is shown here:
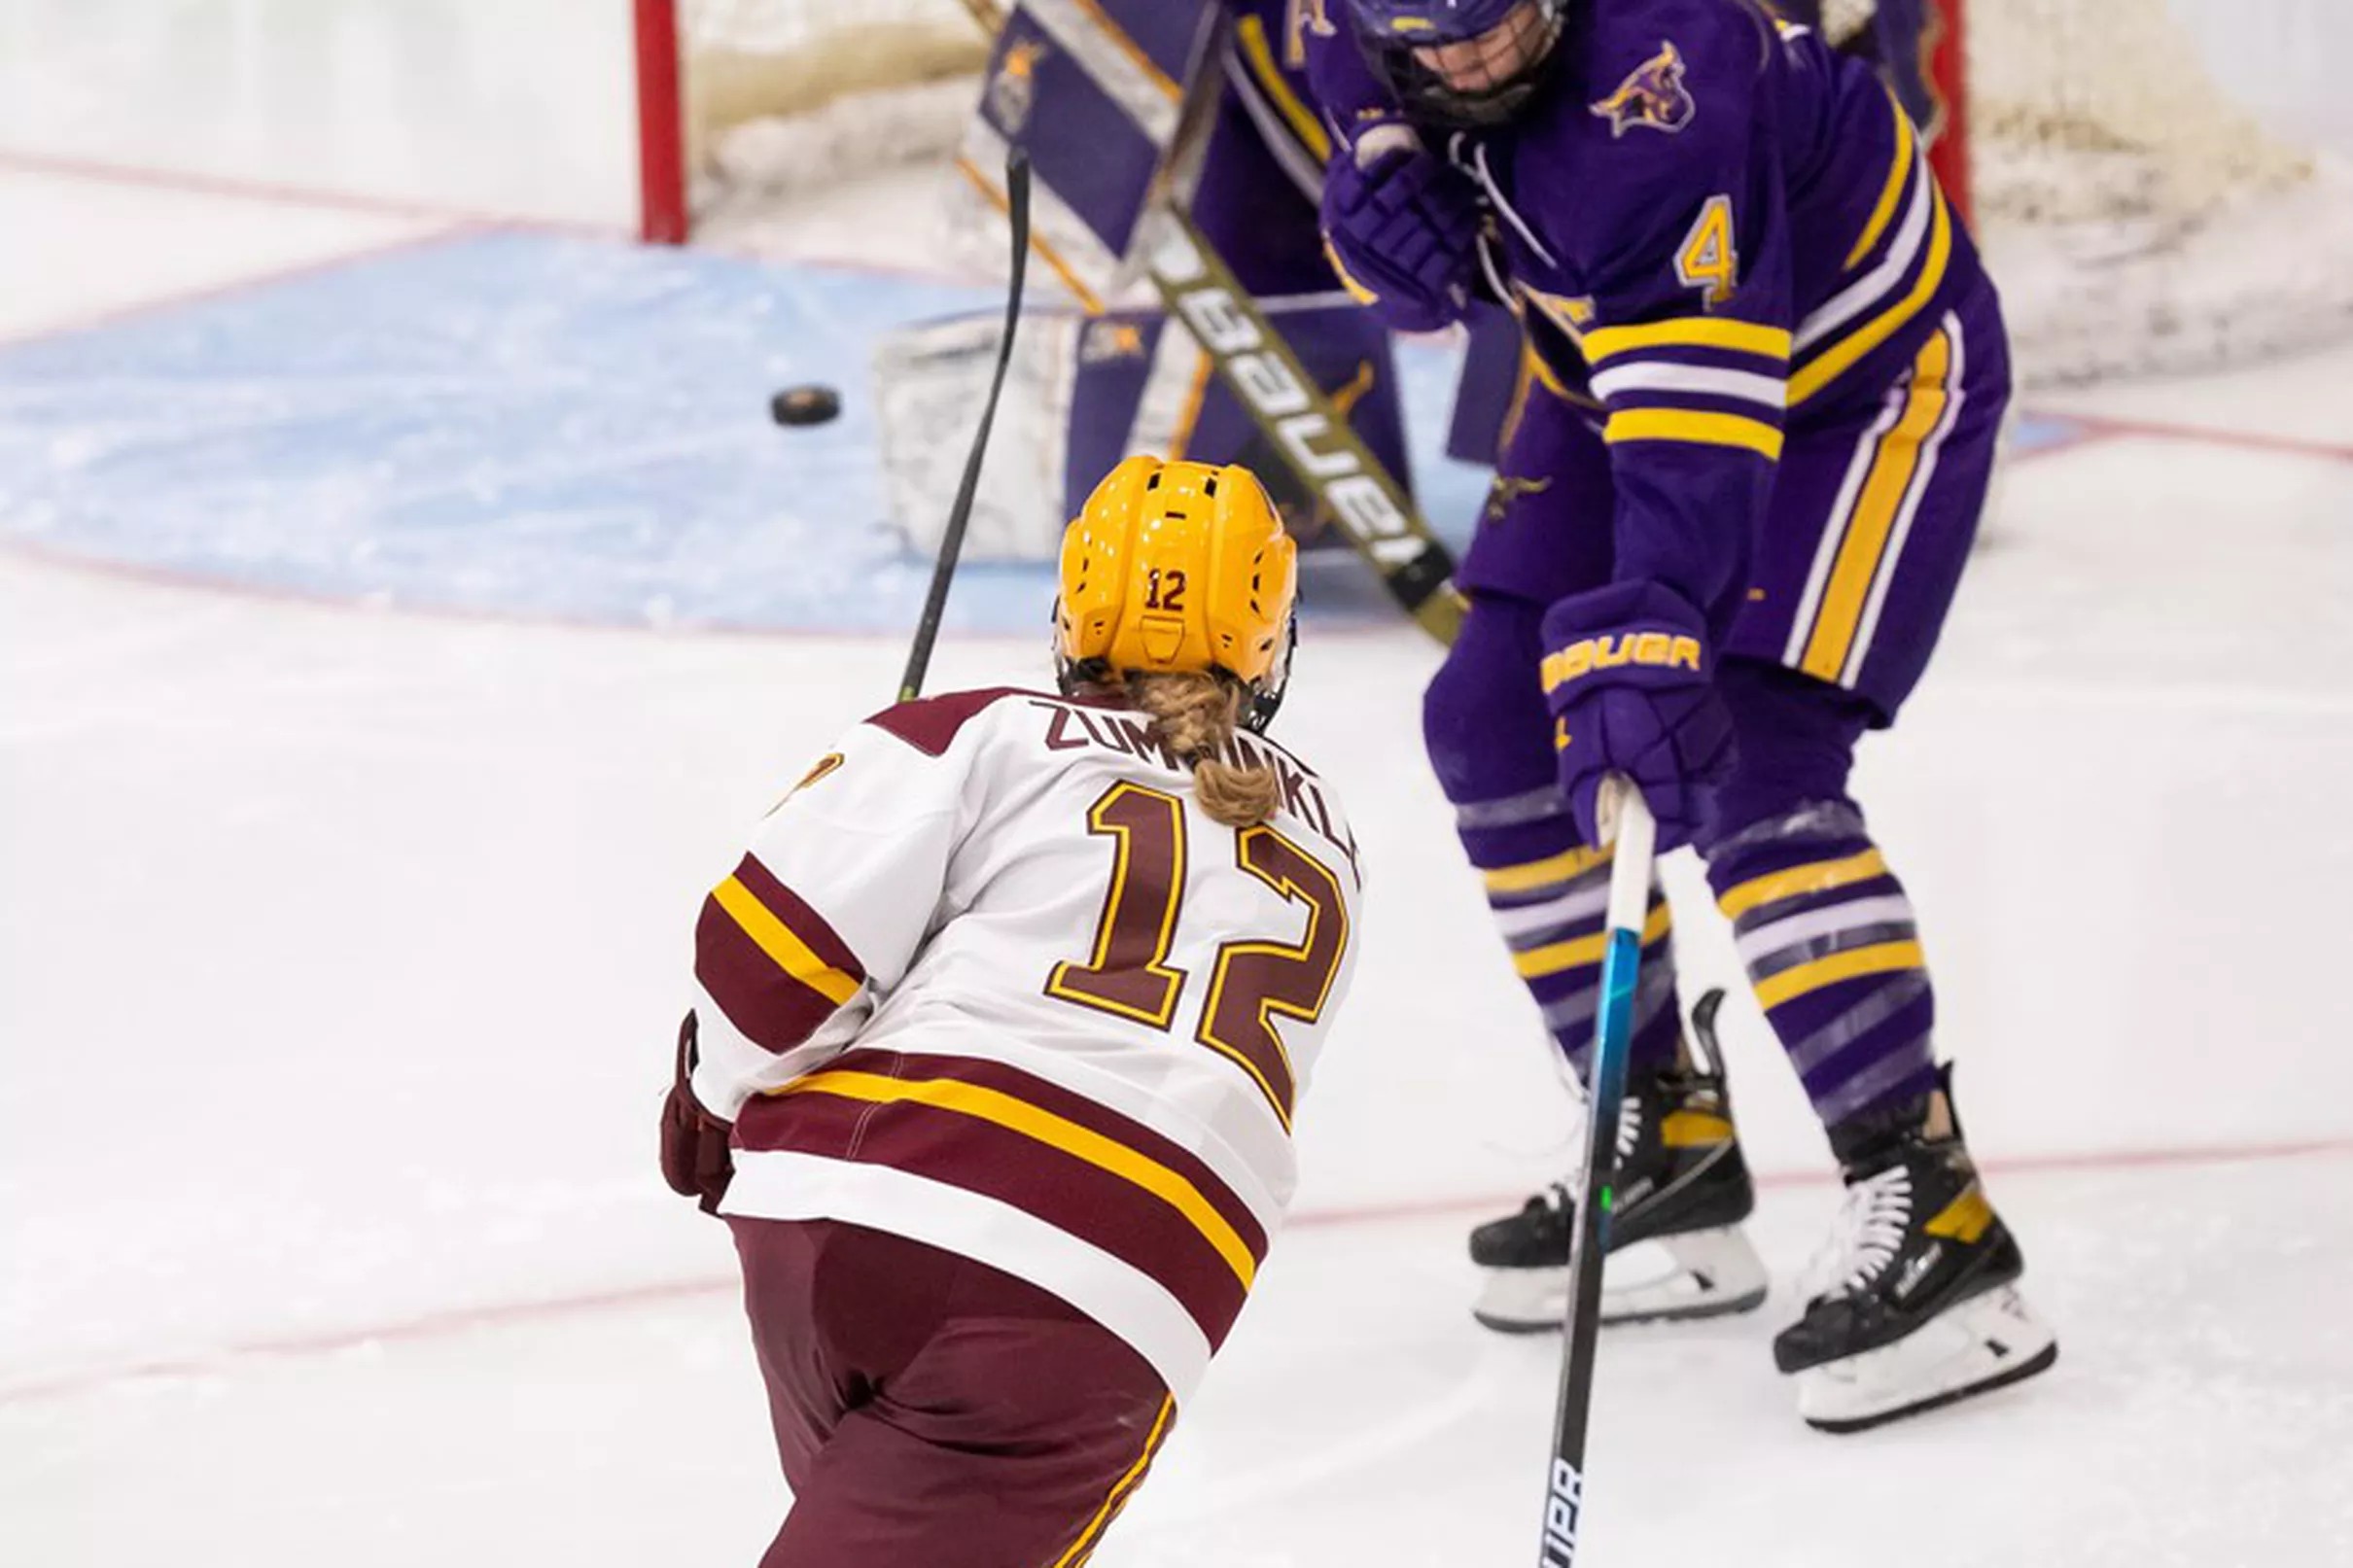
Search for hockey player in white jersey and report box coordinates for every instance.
[659,456,1361,1567]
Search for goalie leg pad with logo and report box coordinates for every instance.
[1452,374,1614,602]
[876,295,1414,562]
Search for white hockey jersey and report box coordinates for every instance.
[689,685,1363,1403]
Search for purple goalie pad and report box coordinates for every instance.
[1061,300,1413,546]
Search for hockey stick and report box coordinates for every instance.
[898,147,1032,703]
[1142,208,1464,643]
[1140,14,1463,644]
[1535,777,1657,1568]
[953,0,1463,643]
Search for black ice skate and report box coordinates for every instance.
[1775,1064,2057,1433]
[1470,991,1769,1332]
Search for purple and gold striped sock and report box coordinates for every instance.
[1706,802,1939,1132]
[1457,784,1682,1084]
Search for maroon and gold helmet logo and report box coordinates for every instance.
[1591,42,1697,139]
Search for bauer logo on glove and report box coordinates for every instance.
[1539,580,1733,852]
[1541,630,1704,692]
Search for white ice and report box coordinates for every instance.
[8,92,2353,1568]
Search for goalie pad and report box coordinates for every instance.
[877,292,1411,560]
[950,0,1224,309]
[873,310,1074,563]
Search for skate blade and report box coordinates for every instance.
[1470,1228,1770,1333]
[1796,1286,2058,1434]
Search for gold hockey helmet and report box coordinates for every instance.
[1053,456,1299,727]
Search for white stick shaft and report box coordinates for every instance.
[1599,777,1657,936]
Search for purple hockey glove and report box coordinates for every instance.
[1320,123,1481,334]
[1540,581,1735,853]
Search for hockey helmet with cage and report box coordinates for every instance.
[1053,456,1299,734]
[1347,0,1567,127]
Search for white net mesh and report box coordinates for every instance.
[672,0,2353,383]
[678,0,985,208]
[1965,0,2353,383]
[1972,0,2314,223]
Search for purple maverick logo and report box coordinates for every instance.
[1592,42,1697,138]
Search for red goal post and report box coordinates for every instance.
[1926,0,1972,226]
[632,0,995,245]
[638,0,691,244]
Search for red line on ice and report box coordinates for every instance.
[0,226,484,352]
[2058,414,2353,466]
[2017,413,2353,467]
[0,147,609,237]
[2,1133,2346,1409]
[10,147,2352,470]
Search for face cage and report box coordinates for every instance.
[1360,0,1566,129]
[1242,615,1297,736]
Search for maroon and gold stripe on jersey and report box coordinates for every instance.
[694,853,866,1056]
[727,1047,1273,1404]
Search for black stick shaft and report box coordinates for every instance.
[897,149,1031,703]
[1537,1063,1618,1567]
[1535,792,1658,1567]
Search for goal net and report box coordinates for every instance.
[1960,0,2353,383]
[652,0,2353,386]
[665,0,986,229]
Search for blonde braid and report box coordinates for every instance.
[1126,671,1281,828]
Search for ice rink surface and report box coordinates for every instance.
[6,156,2353,1566]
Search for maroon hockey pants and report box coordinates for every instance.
[729,1216,1174,1567]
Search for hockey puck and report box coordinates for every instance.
[770,384,842,427]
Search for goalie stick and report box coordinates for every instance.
[1141,11,1462,644]
[900,146,1033,702]
[1536,779,1657,1568]
[1142,204,1463,643]
[953,0,1465,644]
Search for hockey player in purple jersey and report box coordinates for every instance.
[1310,0,2055,1431]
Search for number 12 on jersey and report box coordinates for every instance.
[1046,782,1349,1129]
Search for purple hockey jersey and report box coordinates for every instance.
[1311,0,1986,632]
